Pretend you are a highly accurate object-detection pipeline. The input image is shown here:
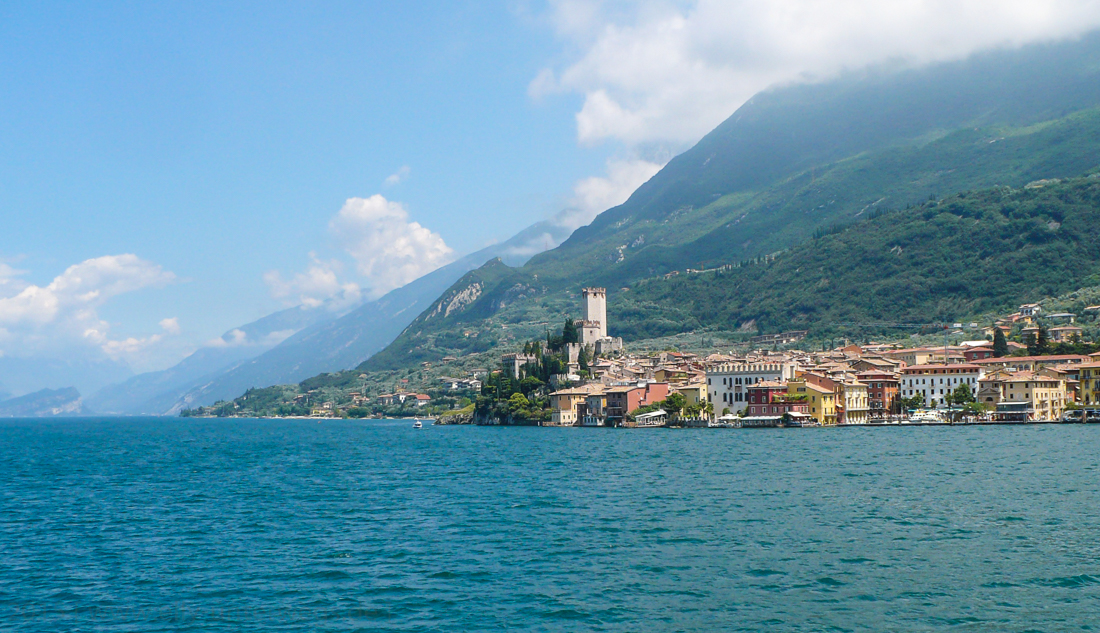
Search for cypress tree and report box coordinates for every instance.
[992,328,1008,357]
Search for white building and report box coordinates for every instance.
[706,362,800,414]
[900,363,984,408]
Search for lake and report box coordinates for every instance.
[2,418,1098,631]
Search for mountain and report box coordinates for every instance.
[0,387,83,417]
[85,219,574,415]
[161,220,573,413]
[84,303,339,414]
[0,355,132,399]
[353,34,1100,373]
[620,175,1100,338]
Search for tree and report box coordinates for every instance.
[578,346,590,372]
[507,392,530,414]
[520,376,543,396]
[1036,324,1051,355]
[562,318,579,345]
[950,383,976,406]
[992,328,1008,357]
[663,392,687,417]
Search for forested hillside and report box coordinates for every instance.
[616,175,1100,339]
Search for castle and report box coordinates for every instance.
[580,287,622,354]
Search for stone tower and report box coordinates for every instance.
[582,287,607,340]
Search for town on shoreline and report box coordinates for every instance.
[185,288,1100,428]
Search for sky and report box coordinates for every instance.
[3,0,1100,380]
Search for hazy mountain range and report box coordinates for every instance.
[81,219,573,414]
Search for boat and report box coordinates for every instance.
[412,419,422,429]
[908,409,942,424]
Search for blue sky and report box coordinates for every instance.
[4,0,1100,379]
[1,2,609,361]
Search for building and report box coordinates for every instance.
[963,345,996,362]
[1080,363,1100,406]
[837,379,870,424]
[882,347,964,366]
[977,371,1068,420]
[857,371,900,417]
[633,409,668,427]
[582,388,609,426]
[549,384,605,426]
[1019,303,1042,319]
[605,382,670,423]
[745,382,810,417]
[673,382,709,408]
[900,364,983,408]
[706,362,799,415]
[502,353,538,378]
[1049,325,1084,343]
[582,287,607,342]
[786,379,836,425]
[971,355,1092,373]
[749,330,808,345]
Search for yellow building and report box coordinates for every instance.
[979,371,1068,420]
[548,387,593,426]
[1080,363,1100,406]
[838,380,870,425]
[787,379,836,425]
[674,382,709,407]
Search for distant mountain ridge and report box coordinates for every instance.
[0,387,83,418]
[87,219,574,414]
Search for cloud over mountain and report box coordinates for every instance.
[330,195,455,297]
[535,0,1100,146]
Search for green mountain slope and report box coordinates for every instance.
[527,33,1100,287]
[618,175,1100,338]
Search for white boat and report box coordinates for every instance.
[412,419,423,429]
[909,409,942,424]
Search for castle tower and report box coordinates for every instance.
[582,287,607,340]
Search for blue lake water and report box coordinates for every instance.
[2,418,1099,632]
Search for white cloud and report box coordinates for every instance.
[331,195,454,297]
[263,255,361,310]
[562,157,663,228]
[159,317,181,336]
[0,255,175,328]
[0,254,178,362]
[536,0,1100,146]
[385,165,411,186]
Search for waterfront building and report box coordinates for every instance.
[786,379,837,425]
[977,371,1068,420]
[746,381,810,417]
[605,382,670,424]
[900,364,983,408]
[673,382,709,408]
[582,389,609,426]
[706,362,799,415]
[856,371,900,417]
[549,384,605,426]
[837,379,870,424]
[1079,363,1100,406]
